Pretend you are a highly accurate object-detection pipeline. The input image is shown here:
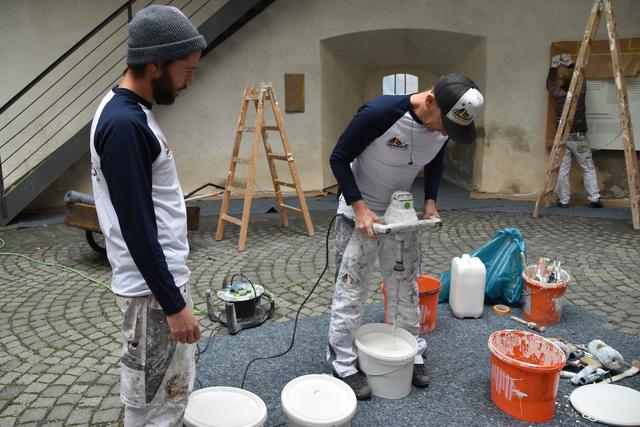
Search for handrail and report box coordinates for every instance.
[0,0,272,223]
[0,0,135,117]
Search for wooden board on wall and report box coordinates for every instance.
[545,37,640,149]
[285,73,305,113]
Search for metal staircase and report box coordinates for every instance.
[0,0,276,225]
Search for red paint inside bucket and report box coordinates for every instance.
[488,329,566,423]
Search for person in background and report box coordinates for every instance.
[547,53,603,208]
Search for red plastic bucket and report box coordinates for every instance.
[488,330,566,423]
[522,266,570,326]
[382,275,441,334]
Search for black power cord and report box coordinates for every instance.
[229,273,258,301]
[196,328,217,365]
[240,215,337,389]
[184,182,225,199]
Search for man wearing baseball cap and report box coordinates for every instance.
[327,74,484,399]
[90,5,206,425]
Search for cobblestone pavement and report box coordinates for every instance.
[0,209,638,425]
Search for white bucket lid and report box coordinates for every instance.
[184,387,267,427]
[355,323,417,363]
[570,383,640,426]
[281,374,357,427]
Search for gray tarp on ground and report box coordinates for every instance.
[196,302,640,427]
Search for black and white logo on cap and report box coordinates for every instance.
[446,88,484,127]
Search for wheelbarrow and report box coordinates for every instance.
[63,190,200,256]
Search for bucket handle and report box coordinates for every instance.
[365,363,412,377]
[419,288,440,297]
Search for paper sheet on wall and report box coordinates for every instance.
[586,76,640,151]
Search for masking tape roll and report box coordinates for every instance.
[493,304,511,315]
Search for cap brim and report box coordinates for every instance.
[442,115,476,144]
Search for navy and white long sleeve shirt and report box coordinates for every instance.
[330,95,448,217]
[90,87,190,315]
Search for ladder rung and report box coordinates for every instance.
[233,157,250,165]
[268,154,291,161]
[281,204,302,214]
[245,96,260,101]
[275,180,296,188]
[221,214,242,226]
[264,125,279,131]
[240,126,255,132]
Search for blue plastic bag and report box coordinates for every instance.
[439,227,526,304]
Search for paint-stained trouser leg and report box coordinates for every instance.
[328,215,379,377]
[572,134,601,202]
[557,135,601,204]
[333,215,355,285]
[116,284,196,427]
[378,233,427,364]
[556,140,574,204]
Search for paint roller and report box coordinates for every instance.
[587,339,625,371]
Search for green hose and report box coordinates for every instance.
[0,237,207,315]
[0,236,112,292]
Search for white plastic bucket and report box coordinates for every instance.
[184,387,267,427]
[281,374,357,427]
[354,323,417,399]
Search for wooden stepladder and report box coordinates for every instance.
[215,83,315,251]
[532,0,640,229]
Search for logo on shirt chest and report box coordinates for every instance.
[386,137,408,151]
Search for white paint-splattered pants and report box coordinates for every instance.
[556,133,601,204]
[327,215,427,377]
[116,284,195,427]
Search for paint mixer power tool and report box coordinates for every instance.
[371,191,442,330]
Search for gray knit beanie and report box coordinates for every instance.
[127,5,207,65]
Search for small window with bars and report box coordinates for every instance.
[382,73,419,95]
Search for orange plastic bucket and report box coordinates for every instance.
[381,275,441,334]
[488,330,566,423]
[522,266,570,326]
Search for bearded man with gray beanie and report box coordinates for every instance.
[90,5,206,425]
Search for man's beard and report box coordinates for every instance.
[151,71,185,105]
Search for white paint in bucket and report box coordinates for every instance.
[281,374,357,427]
[184,387,267,427]
[354,323,418,399]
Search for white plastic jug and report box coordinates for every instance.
[450,254,486,318]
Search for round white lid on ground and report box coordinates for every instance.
[281,374,357,427]
[184,387,267,427]
[570,383,640,426]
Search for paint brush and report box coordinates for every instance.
[534,257,545,282]
[510,315,546,333]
